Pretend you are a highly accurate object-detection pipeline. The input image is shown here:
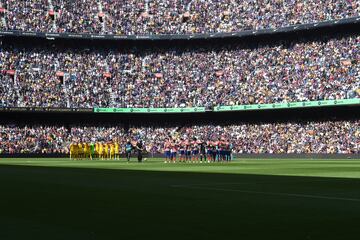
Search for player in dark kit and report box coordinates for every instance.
[125,141,133,162]
[225,140,231,162]
[136,140,144,163]
[214,139,220,162]
[185,140,192,162]
[223,140,230,162]
[200,140,207,163]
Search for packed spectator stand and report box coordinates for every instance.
[1,0,359,35]
[0,120,359,154]
[0,34,359,108]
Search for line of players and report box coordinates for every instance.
[69,138,233,162]
[69,142,122,160]
[164,137,233,163]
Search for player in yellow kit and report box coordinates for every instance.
[78,142,84,160]
[69,142,75,160]
[74,143,79,159]
[86,143,92,159]
[114,142,120,160]
[83,143,89,159]
[95,143,99,159]
[99,142,103,159]
[110,143,115,160]
[103,143,109,160]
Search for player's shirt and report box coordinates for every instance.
[229,143,233,151]
[70,144,75,153]
[221,141,227,151]
[78,143,83,153]
[104,144,109,154]
[90,144,95,154]
[99,144,103,154]
[185,141,191,152]
[115,143,119,154]
[216,141,222,151]
[164,142,170,152]
[192,141,199,151]
[84,144,89,154]
[225,142,230,151]
[95,143,99,154]
[200,142,207,154]
[71,145,76,155]
[170,143,177,153]
[211,142,217,151]
[179,141,185,151]
[110,145,115,154]
[125,143,132,153]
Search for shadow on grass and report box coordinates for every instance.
[0,164,359,240]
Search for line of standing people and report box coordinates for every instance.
[164,137,233,163]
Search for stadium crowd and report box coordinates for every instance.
[2,0,359,34]
[0,35,359,108]
[0,120,359,154]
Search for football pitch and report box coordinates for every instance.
[0,158,360,240]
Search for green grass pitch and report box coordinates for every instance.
[0,158,360,240]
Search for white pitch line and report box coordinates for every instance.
[171,185,360,202]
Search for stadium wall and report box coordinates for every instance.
[1,105,359,127]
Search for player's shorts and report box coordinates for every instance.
[192,150,199,155]
[180,150,185,155]
[207,149,212,155]
[186,151,191,156]
[165,151,171,158]
[170,152,177,158]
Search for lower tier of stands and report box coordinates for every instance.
[1,120,358,154]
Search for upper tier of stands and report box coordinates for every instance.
[1,34,359,108]
[0,0,358,35]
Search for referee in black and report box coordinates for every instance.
[136,140,144,163]
[200,140,207,163]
